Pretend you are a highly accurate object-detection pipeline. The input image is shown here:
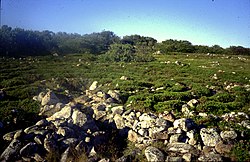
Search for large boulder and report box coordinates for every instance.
[200,128,221,147]
[41,91,59,106]
[145,146,164,162]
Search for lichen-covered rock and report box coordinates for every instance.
[166,142,199,155]
[198,152,223,161]
[173,118,195,132]
[128,130,139,143]
[200,128,221,147]
[72,109,87,127]
[114,114,125,129]
[215,141,233,154]
[47,105,72,121]
[111,106,124,115]
[145,146,164,162]
[220,130,237,140]
[41,91,59,106]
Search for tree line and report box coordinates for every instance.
[0,25,249,57]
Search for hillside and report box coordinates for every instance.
[0,53,249,161]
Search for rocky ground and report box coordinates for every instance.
[0,81,249,162]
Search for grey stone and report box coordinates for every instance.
[173,118,195,132]
[165,156,183,162]
[111,106,124,115]
[41,91,59,106]
[114,114,125,129]
[47,105,72,121]
[187,99,199,108]
[169,134,187,143]
[107,90,120,102]
[72,109,87,127]
[60,147,71,162]
[200,128,221,147]
[166,142,199,155]
[145,146,164,162]
[3,130,22,141]
[0,139,22,161]
[182,153,192,162]
[89,81,98,91]
[215,141,233,154]
[198,152,222,161]
[38,92,45,102]
[35,119,49,126]
[128,130,140,143]
[220,130,237,140]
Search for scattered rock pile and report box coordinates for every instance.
[1,81,249,161]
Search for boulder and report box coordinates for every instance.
[111,106,124,115]
[19,142,38,157]
[41,91,59,106]
[128,130,139,143]
[215,141,233,154]
[47,105,72,121]
[0,139,22,161]
[165,156,183,162]
[220,130,237,140]
[107,90,120,102]
[144,146,164,162]
[200,128,221,147]
[114,114,125,129]
[198,152,223,162]
[166,142,199,155]
[72,109,87,127]
[173,118,195,132]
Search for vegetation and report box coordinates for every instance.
[0,26,250,160]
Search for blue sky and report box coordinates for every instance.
[2,0,250,48]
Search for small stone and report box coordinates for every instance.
[128,130,139,143]
[145,146,164,162]
[187,99,199,108]
[89,81,98,91]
